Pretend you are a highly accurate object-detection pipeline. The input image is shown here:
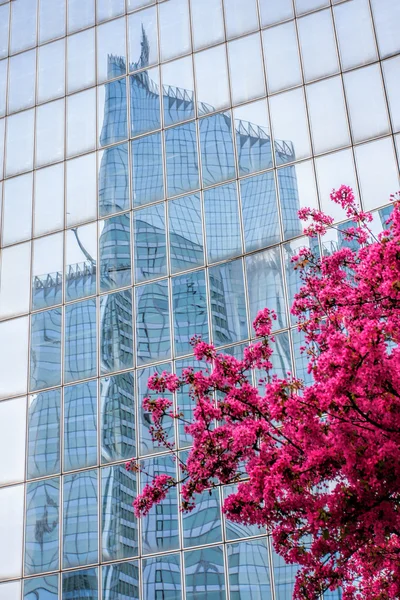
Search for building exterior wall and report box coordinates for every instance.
[0,1,399,599]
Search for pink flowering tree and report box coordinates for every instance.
[127,186,400,600]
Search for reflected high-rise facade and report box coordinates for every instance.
[0,1,398,599]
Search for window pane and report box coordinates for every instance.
[30,308,62,391]
[0,396,26,485]
[25,478,60,575]
[36,99,65,167]
[344,64,390,143]
[67,0,95,33]
[295,0,329,14]
[138,364,174,456]
[227,539,272,600]
[134,203,167,283]
[103,561,139,598]
[128,6,158,70]
[383,56,400,133]
[185,546,225,600]
[306,76,350,154]
[0,58,5,118]
[224,0,259,39]
[298,9,339,82]
[259,0,294,26]
[99,142,130,217]
[67,29,96,93]
[141,455,179,554]
[162,56,195,126]
[63,471,98,568]
[270,88,310,165]
[172,270,209,356]
[10,0,37,54]
[39,0,66,43]
[97,17,127,83]
[241,171,280,252]
[271,549,300,600]
[65,222,97,301]
[98,78,128,147]
[32,232,63,310]
[204,182,241,263]
[263,22,302,94]
[159,0,191,61]
[97,0,125,22]
[8,49,36,113]
[65,299,97,383]
[66,153,97,226]
[315,148,358,222]
[27,389,61,479]
[101,466,138,561]
[67,88,97,157]
[100,290,134,374]
[223,485,263,540]
[0,317,29,399]
[235,100,272,176]
[0,484,24,580]
[165,122,199,197]
[3,172,33,244]
[370,0,400,59]
[136,280,170,365]
[24,575,59,600]
[334,0,377,70]
[99,213,132,292]
[34,164,64,237]
[190,0,224,51]
[246,247,287,331]
[195,45,230,116]
[6,108,35,176]
[38,40,65,104]
[131,132,164,206]
[0,5,9,59]
[210,259,248,346]
[200,112,236,187]
[143,555,181,600]
[64,380,97,471]
[228,34,266,105]
[130,67,161,136]
[62,568,98,599]
[169,193,204,273]
[278,160,318,240]
[0,242,31,318]
[101,371,135,463]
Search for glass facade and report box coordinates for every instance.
[0,0,398,598]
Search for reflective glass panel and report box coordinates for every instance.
[98,78,128,148]
[0,396,26,485]
[103,561,139,599]
[3,172,33,245]
[0,581,20,600]
[0,242,31,319]
[228,34,266,105]
[200,112,236,187]
[36,99,65,167]
[131,132,164,206]
[101,465,138,561]
[183,488,222,547]
[204,182,241,263]
[66,153,97,226]
[25,478,60,575]
[99,142,130,216]
[67,28,96,93]
[38,40,65,104]
[0,59,5,117]
[136,280,170,365]
[134,203,167,282]
[270,88,310,165]
[141,455,179,554]
[6,108,35,176]
[128,7,158,70]
[97,17,127,83]
[241,171,280,252]
[263,22,302,94]
[64,299,97,383]
[271,549,299,600]
[172,269,209,356]
[159,0,191,61]
[246,248,287,331]
[63,471,98,568]
[259,0,294,26]
[298,10,339,82]
[195,45,230,116]
[185,546,225,600]
[169,193,204,274]
[97,0,125,22]
[67,0,95,33]
[165,122,199,197]
[224,0,259,38]
[64,380,97,471]
[62,568,98,599]
[223,485,263,540]
[130,67,161,136]
[0,5,9,59]
[190,0,224,50]
[67,88,97,157]
[65,222,98,301]
[162,56,195,126]
[370,0,400,59]
[0,316,29,400]
[278,160,318,240]
[315,149,358,222]
[27,388,61,479]
[383,56,400,133]
[24,575,59,600]
[10,0,37,54]
[99,213,132,292]
[8,49,36,113]
[30,308,62,391]
[32,232,63,310]
[143,554,181,600]
[334,0,378,70]
[210,259,248,346]
[295,0,329,13]
[227,539,272,600]
[39,0,66,43]
[0,484,24,580]
[101,371,135,463]
[100,289,134,374]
